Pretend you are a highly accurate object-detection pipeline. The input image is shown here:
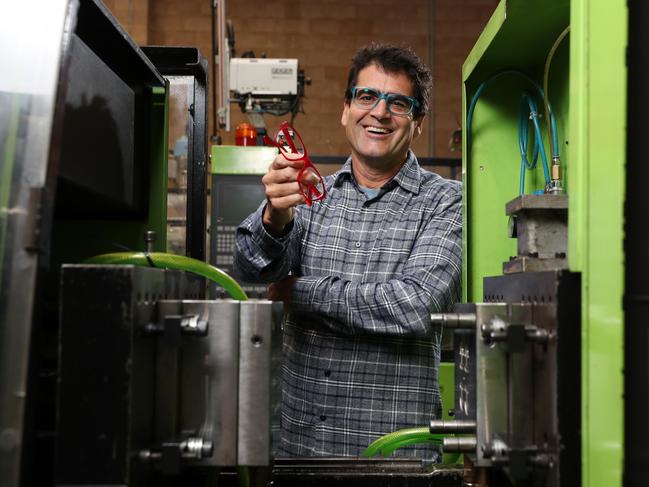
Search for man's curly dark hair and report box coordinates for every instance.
[344,43,433,117]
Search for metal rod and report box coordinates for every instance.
[429,420,476,434]
[443,436,477,453]
[430,312,476,329]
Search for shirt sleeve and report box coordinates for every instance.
[232,201,301,283]
[289,186,462,338]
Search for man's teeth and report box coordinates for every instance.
[366,127,391,134]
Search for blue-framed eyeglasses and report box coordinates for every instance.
[350,86,419,116]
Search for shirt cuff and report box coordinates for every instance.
[247,204,294,256]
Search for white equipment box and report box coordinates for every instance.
[230,58,298,95]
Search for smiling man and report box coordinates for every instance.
[234,43,462,460]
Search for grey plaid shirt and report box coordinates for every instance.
[234,151,462,458]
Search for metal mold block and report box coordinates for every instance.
[504,194,568,275]
[181,300,240,466]
[450,300,563,485]
[238,300,274,466]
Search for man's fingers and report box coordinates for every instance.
[262,154,311,212]
[299,169,321,185]
[270,154,305,171]
[266,192,305,210]
[263,166,301,185]
[265,181,302,199]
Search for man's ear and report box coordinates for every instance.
[341,100,350,127]
[412,114,426,139]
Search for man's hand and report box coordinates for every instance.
[268,276,298,305]
[262,153,306,236]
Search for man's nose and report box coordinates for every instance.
[369,97,390,117]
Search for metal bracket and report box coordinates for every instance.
[24,186,48,254]
[144,314,209,345]
[481,439,555,483]
[139,437,214,474]
[480,317,551,353]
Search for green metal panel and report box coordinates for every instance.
[462,0,570,301]
[438,362,459,464]
[211,145,278,175]
[464,76,543,300]
[463,0,627,484]
[438,362,454,422]
[569,0,626,485]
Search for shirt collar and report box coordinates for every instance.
[333,150,421,195]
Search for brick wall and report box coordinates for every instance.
[433,0,498,158]
[102,0,149,45]
[104,0,497,166]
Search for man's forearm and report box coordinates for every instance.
[289,270,460,337]
[262,202,294,237]
[233,205,296,283]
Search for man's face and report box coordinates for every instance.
[341,63,424,171]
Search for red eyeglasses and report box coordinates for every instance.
[263,121,326,206]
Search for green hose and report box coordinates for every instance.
[373,435,443,457]
[363,427,446,458]
[84,252,248,301]
[364,427,466,465]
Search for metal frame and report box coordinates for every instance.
[142,46,210,261]
[624,0,646,484]
[0,3,72,484]
[0,1,168,485]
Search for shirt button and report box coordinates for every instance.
[320,415,327,421]
[355,242,361,248]
[324,370,331,377]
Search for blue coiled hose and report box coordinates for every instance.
[466,70,559,194]
[519,91,551,194]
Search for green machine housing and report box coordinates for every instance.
[0,0,210,485]
[209,145,276,298]
[458,0,628,486]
